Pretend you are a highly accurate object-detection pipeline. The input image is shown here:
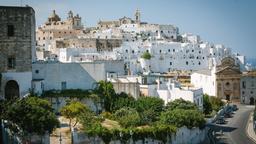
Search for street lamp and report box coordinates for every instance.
[59,132,62,144]
[119,131,123,144]
[129,130,134,144]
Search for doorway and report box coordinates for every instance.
[4,80,19,100]
[225,94,230,101]
[250,97,255,105]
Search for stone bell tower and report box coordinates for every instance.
[135,9,141,24]
[0,6,35,100]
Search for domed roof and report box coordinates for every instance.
[48,10,61,22]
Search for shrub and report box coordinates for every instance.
[114,107,141,128]
[160,109,205,129]
[141,52,152,60]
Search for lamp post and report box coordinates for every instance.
[59,132,62,144]
[129,130,134,144]
[119,131,123,144]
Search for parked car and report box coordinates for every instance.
[224,112,232,118]
[225,105,234,114]
[216,116,225,124]
[232,104,238,111]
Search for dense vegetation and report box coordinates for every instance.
[1,81,207,143]
[203,94,225,116]
[0,96,59,140]
[60,101,92,129]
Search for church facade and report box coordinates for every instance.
[215,57,242,101]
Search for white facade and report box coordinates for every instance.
[112,41,240,74]
[59,47,97,62]
[32,61,124,93]
[139,24,178,40]
[156,79,203,109]
[182,33,201,44]
[191,68,216,96]
[58,47,119,63]
[119,24,140,33]
[1,72,32,98]
[108,76,140,99]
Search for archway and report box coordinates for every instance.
[250,97,255,105]
[225,94,230,101]
[4,80,19,100]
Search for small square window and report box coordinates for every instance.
[7,25,14,37]
[7,57,16,69]
[61,81,67,90]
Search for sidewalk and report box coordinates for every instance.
[246,112,256,143]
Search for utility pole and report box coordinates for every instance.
[59,132,62,144]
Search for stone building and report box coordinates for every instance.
[191,57,243,102]
[240,71,256,105]
[55,38,122,52]
[97,9,141,30]
[36,10,84,51]
[215,57,241,101]
[0,6,35,99]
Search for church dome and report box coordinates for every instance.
[48,10,61,22]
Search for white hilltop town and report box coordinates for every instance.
[32,9,255,104]
[1,6,256,144]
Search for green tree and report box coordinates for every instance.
[165,99,198,111]
[3,97,59,136]
[114,107,141,128]
[78,109,97,131]
[60,101,91,129]
[209,96,224,112]
[160,109,205,129]
[89,93,100,114]
[203,94,212,115]
[141,51,152,60]
[135,97,164,124]
[111,92,136,111]
[95,80,116,112]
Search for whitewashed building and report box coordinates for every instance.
[108,76,140,99]
[157,79,203,109]
[32,60,124,95]
[182,33,201,44]
[191,68,216,97]
[112,40,244,74]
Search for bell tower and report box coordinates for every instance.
[135,9,141,24]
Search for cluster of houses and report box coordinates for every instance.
[1,5,256,112]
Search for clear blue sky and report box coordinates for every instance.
[1,0,256,58]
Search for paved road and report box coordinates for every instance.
[209,104,255,144]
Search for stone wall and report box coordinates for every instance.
[72,126,206,144]
[55,38,122,52]
[0,6,35,72]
